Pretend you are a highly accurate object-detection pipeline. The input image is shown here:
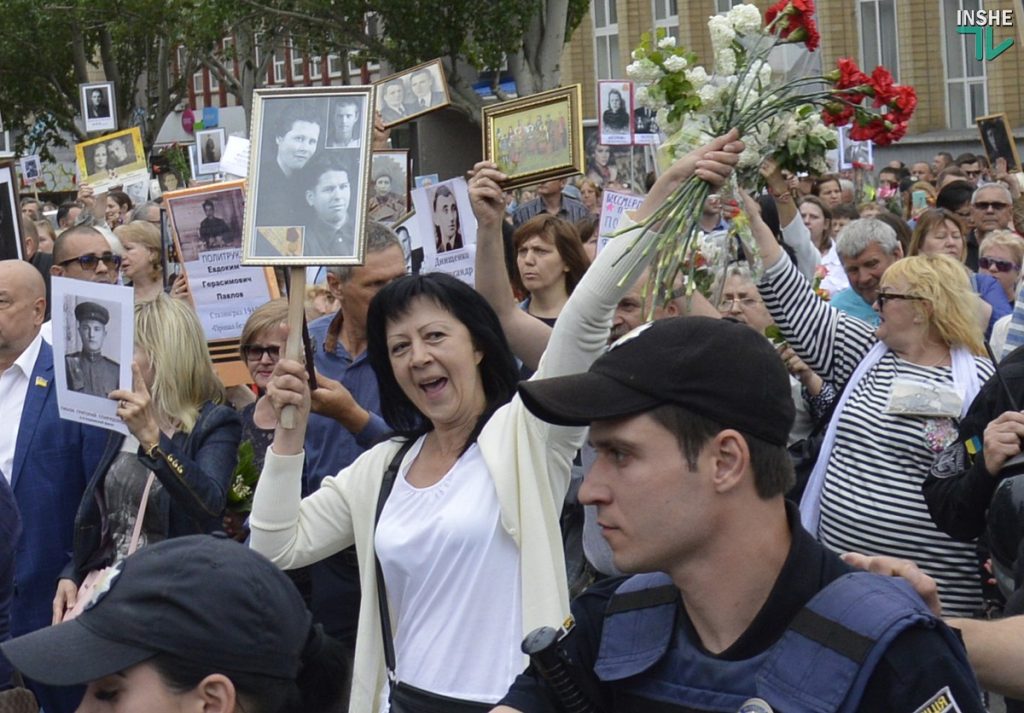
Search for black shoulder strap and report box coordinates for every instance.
[374,438,416,681]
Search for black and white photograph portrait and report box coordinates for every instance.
[243,86,373,266]
[75,127,147,192]
[0,163,21,260]
[977,113,1020,173]
[52,276,134,434]
[633,106,660,145]
[429,182,462,254]
[326,96,365,149]
[367,150,409,225]
[196,127,226,175]
[19,155,41,185]
[374,59,451,128]
[80,81,117,133]
[599,80,633,146]
[165,184,244,260]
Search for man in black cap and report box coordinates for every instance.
[494,317,985,713]
[65,301,119,397]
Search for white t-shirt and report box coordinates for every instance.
[819,243,851,296]
[375,436,523,704]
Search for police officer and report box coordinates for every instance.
[65,301,119,397]
[494,316,986,713]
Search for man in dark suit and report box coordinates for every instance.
[406,69,445,112]
[379,78,409,124]
[300,153,356,259]
[0,260,105,712]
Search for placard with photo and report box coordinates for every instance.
[19,155,41,185]
[196,127,226,175]
[977,113,1021,173]
[0,162,21,260]
[75,127,147,192]
[242,86,374,266]
[368,150,410,226]
[598,80,633,146]
[51,277,134,434]
[411,176,477,284]
[80,81,117,133]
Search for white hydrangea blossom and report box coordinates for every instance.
[708,15,736,52]
[663,54,688,73]
[626,59,663,83]
[685,66,710,89]
[657,35,677,49]
[634,85,652,108]
[697,83,722,108]
[726,3,763,35]
[715,47,737,75]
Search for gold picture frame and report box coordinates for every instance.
[482,84,584,190]
[241,85,374,267]
[375,58,452,129]
[976,112,1021,174]
[75,127,148,192]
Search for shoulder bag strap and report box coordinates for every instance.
[127,471,158,556]
[374,439,416,683]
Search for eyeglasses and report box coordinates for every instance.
[717,296,762,311]
[979,256,1022,273]
[242,344,281,362]
[974,201,1010,211]
[876,292,928,309]
[57,252,122,271]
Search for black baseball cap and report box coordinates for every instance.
[519,317,795,446]
[1,535,312,686]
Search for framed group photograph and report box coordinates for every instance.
[375,59,452,128]
[598,80,633,146]
[75,127,147,192]
[0,161,21,260]
[482,84,585,190]
[196,127,226,175]
[80,81,117,134]
[242,85,374,266]
[368,150,410,226]
[164,181,280,385]
[977,113,1020,173]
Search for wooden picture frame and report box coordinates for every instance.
[375,58,452,129]
[482,84,585,190]
[368,149,411,226]
[242,85,374,266]
[977,112,1020,173]
[75,127,147,192]
[0,161,21,260]
[164,181,281,386]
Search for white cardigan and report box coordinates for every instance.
[250,214,656,712]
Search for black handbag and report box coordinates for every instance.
[373,441,490,713]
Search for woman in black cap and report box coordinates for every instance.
[2,535,348,713]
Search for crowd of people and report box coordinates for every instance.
[4,111,1024,713]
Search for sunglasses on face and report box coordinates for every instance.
[974,201,1010,211]
[57,252,122,271]
[242,344,281,362]
[876,292,928,310]
[979,256,1021,273]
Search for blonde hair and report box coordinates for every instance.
[980,229,1024,267]
[135,295,223,432]
[239,299,288,359]
[115,221,162,280]
[881,254,985,356]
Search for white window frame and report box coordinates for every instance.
[193,71,204,94]
[310,53,322,79]
[272,48,286,84]
[940,0,988,129]
[857,0,900,81]
[290,45,305,80]
[327,53,344,78]
[714,0,741,13]
[652,0,679,39]
[591,0,620,80]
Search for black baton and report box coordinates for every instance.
[522,619,599,713]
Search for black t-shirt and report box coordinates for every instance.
[500,503,985,712]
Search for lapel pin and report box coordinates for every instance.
[35,376,48,388]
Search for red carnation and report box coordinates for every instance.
[870,66,896,104]
[832,58,870,90]
[888,84,917,122]
[821,102,854,127]
[765,0,819,51]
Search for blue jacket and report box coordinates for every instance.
[9,341,106,638]
[0,476,20,687]
[67,401,240,582]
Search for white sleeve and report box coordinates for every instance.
[781,213,821,281]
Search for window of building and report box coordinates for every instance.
[193,71,204,94]
[714,0,742,12]
[310,54,322,79]
[291,45,305,79]
[327,53,343,77]
[942,0,987,129]
[653,0,679,39]
[591,0,620,80]
[272,48,286,83]
[858,0,900,81]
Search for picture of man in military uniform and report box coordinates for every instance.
[65,301,119,398]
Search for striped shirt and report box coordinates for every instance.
[760,257,994,617]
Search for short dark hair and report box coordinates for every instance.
[108,190,133,211]
[511,215,590,296]
[646,403,794,498]
[274,101,322,140]
[53,225,106,263]
[202,199,215,210]
[301,153,354,192]
[936,179,975,213]
[326,221,403,283]
[832,203,860,221]
[56,201,83,227]
[366,273,519,452]
[431,184,455,212]
[955,152,980,166]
